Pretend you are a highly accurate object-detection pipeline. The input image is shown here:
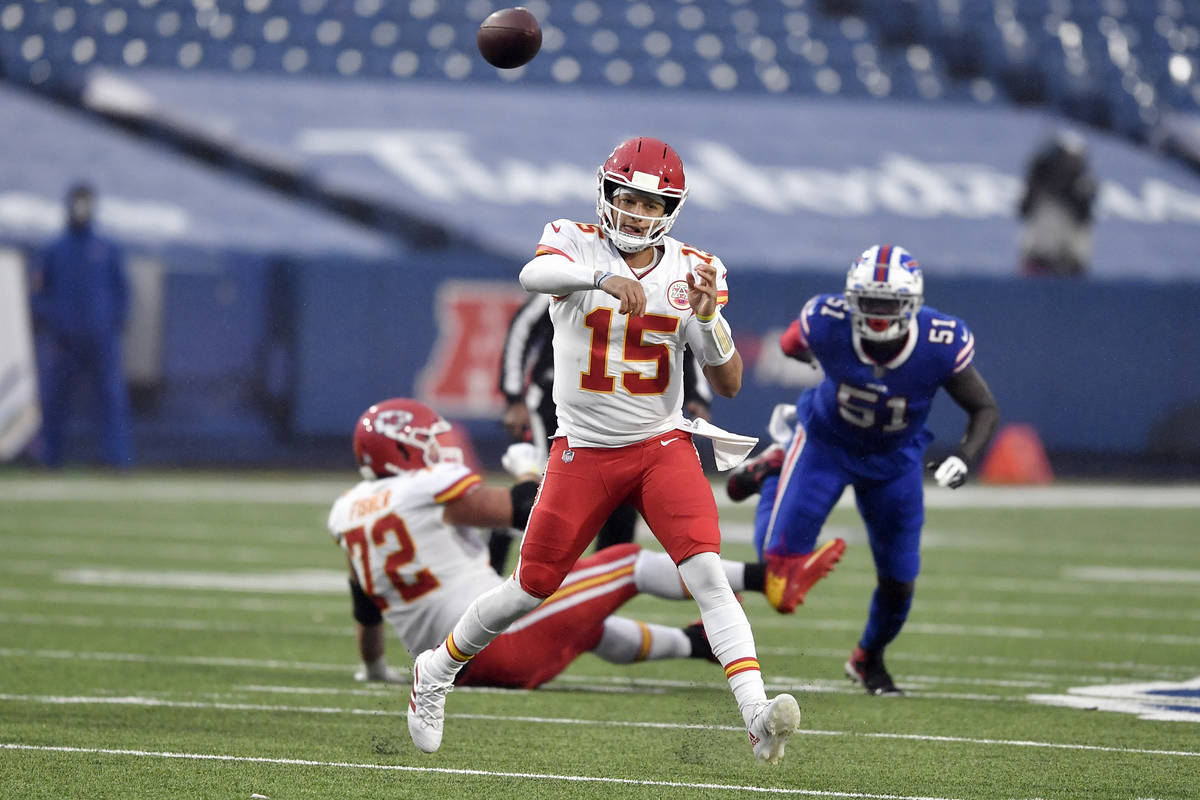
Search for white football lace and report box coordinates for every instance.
[412,678,453,726]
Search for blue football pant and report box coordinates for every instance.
[754,427,925,652]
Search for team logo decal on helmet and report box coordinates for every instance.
[596,137,689,254]
[353,398,460,479]
[844,244,924,341]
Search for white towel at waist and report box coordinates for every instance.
[677,417,758,472]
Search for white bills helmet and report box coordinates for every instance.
[844,245,924,341]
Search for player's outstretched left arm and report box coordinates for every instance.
[930,365,999,488]
[348,570,405,683]
[688,263,742,397]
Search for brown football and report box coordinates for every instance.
[477,7,542,69]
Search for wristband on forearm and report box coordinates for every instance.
[695,310,735,366]
[594,271,616,290]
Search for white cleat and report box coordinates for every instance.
[407,649,453,753]
[747,694,801,765]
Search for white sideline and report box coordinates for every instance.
[0,742,964,800]
[1,693,1197,760]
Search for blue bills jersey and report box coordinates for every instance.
[795,292,976,463]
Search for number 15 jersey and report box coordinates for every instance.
[527,219,730,448]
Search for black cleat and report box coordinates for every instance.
[844,646,904,696]
[683,621,720,664]
[726,444,785,502]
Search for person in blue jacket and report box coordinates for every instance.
[31,183,133,468]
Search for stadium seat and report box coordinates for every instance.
[1,0,1195,152]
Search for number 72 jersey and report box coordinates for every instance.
[326,463,504,657]
[799,293,976,454]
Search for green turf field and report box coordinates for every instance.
[1,474,1198,799]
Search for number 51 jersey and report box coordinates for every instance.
[797,292,976,460]
[531,219,730,448]
[326,463,504,657]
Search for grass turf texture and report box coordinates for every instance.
[1,473,1197,799]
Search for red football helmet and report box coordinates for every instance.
[596,136,689,253]
[352,398,461,479]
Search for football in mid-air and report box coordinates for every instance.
[477,7,542,69]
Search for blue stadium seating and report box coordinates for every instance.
[1,0,1196,145]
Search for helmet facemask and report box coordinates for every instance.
[845,288,921,341]
[597,178,685,253]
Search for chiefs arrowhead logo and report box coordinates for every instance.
[667,280,690,310]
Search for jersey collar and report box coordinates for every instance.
[625,244,663,280]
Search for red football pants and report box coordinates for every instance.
[515,433,721,599]
[459,543,641,689]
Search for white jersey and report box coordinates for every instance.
[525,220,730,447]
[326,463,504,657]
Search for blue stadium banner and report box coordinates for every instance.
[116,70,1200,281]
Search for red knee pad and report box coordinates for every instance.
[516,560,568,598]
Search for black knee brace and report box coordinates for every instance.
[349,578,383,626]
[877,576,915,603]
[510,480,539,530]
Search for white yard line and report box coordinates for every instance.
[51,567,347,593]
[0,697,1196,760]
[711,615,1200,646]
[0,515,312,543]
[10,584,1200,624]
[0,742,969,800]
[4,608,1198,646]
[0,478,1198,508]
[8,539,288,564]
[0,611,348,636]
[0,647,350,673]
[0,478,348,505]
[0,587,333,613]
[761,648,1198,678]
[1063,567,1200,583]
[8,646,1190,689]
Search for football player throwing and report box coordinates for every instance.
[406,138,802,765]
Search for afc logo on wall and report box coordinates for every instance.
[416,280,527,418]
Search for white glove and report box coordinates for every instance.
[501,442,543,479]
[933,455,969,489]
[766,403,797,447]
[354,660,406,683]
